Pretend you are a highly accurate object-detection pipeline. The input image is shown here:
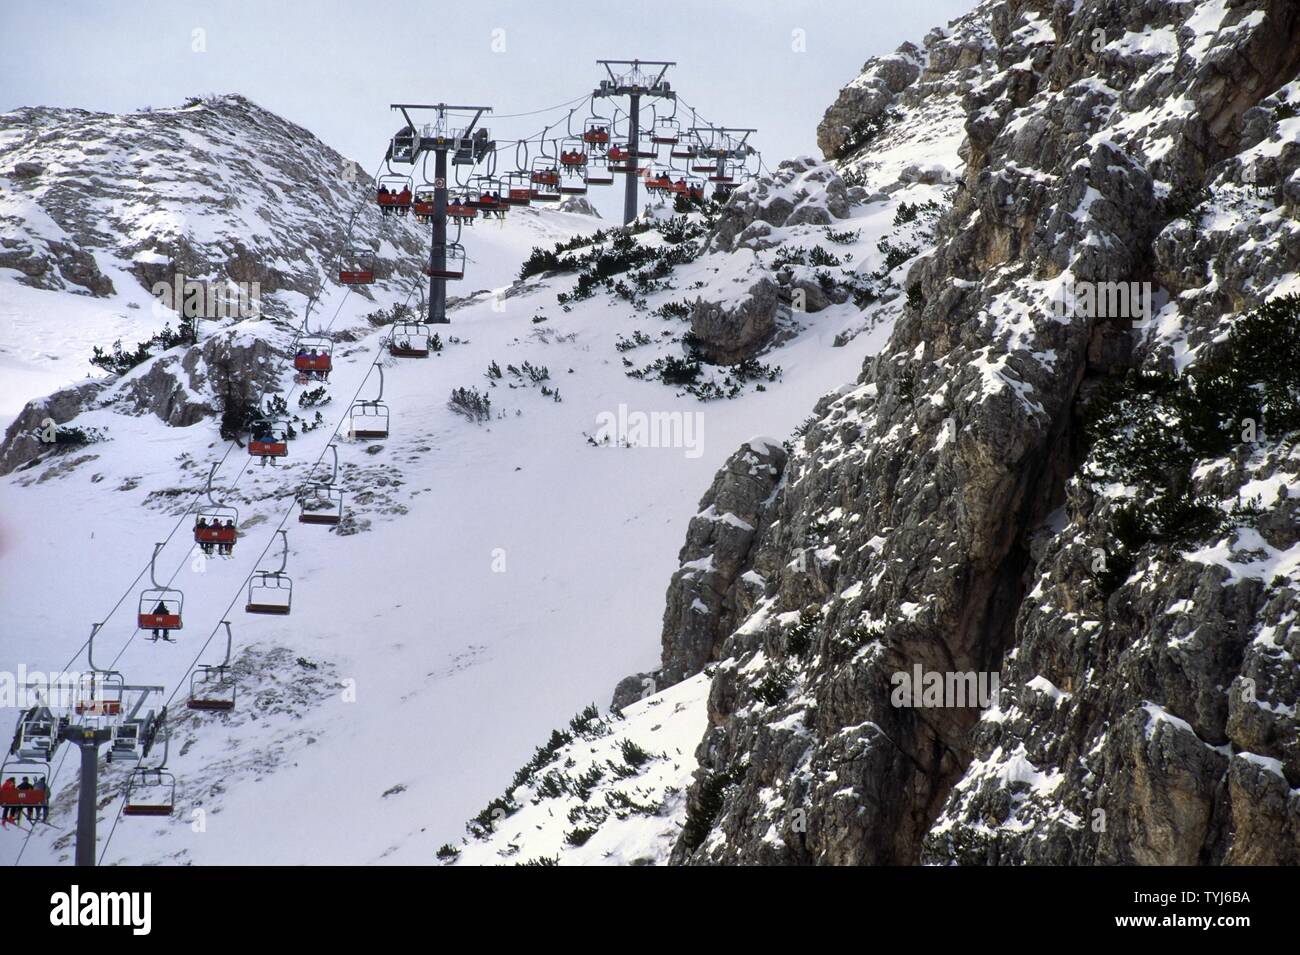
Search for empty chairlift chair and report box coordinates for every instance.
[10,707,61,763]
[246,530,293,615]
[75,667,125,717]
[348,364,390,441]
[388,321,431,358]
[338,246,377,285]
[123,768,176,816]
[297,444,344,526]
[505,171,533,207]
[425,243,465,281]
[586,156,615,187]
[653,116,681,145]
[188,621,237,712]
[122,718,175,817]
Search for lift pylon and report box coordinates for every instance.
[387,103,494,324]
[593,60,676,224]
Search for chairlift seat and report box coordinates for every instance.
[293,354,332,373]
[249,440,288,457]
[0,788,46,807]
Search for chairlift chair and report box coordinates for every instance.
[389,321,431,358]
[138,542,182,637]
[529,157,562,202]
[388,126,418,164]
[446,196,478,223]
[246,531,293,615]
[188,667,236,711]
[338,230,377,285]
[193,462,238,551]
[558,176,588,196]
[349,401,390,440]
[297,444,344,525]
[195,506,237,549]
[474,177,507,217]
[122,768,176,816]
[652,117,681,145]
[249,418,290,462]
[348,364,390,440]
[425,243,466,280]
[293,334,333,378]
[298,483,344,525]
[75,669,124,717]
[110,718,147,760]
[10,707,61,762]
[505,171,533,207]
[560,138,588,170]
[0,758,50,812]
[138,590,182,635]
[671,140,699,161]
[586,156,615,186]
[412,187,438,221]
[376,174,413,215]
[692,154,719,174]
[582,119,611,146]
[635,127,658,159]
[607,144,634,173]
[246,571,293,615]
[188,621,237,711]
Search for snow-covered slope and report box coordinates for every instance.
[0,94,600,425]
[0,87,914,863]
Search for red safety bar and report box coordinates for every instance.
[195,525,237,545]
[0,789,46,806]
[293,354,332,373]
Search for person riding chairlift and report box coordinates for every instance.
[0,777,17,825]
[219,519,235,557]
[151,600,173,641]
[196,517,213,556]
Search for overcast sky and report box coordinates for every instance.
[2,0,972,216]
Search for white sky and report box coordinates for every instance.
[1,0,972,218]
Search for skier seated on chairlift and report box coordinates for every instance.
[377,185,391,215]
[0,777,17,825]
[150,600,174,641]
[220,519,235,556]
[196,517,214,555]
[31,778,46,822]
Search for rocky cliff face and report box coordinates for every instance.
[659,0,1300,865]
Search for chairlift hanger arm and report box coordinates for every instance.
[121,684,165,723]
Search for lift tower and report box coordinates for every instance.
[593,60,676,225]
[388,103,494,324]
